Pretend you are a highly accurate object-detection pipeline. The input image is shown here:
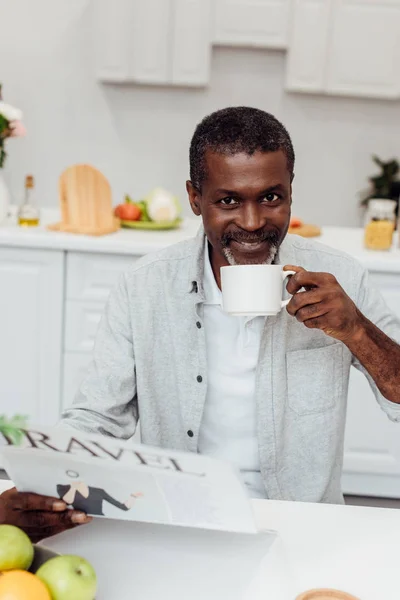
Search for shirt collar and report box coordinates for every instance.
[203,240,222,306]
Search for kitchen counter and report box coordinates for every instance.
[318,227,400,273]
[0,478,399,599]
[0,210,201,256]
[1,210,399,270]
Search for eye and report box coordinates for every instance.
[263,193,280,203]
[219,197,239,206]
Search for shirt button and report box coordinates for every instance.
[197,375,203,383]
[187,430,194,438]
[196,321,202,329]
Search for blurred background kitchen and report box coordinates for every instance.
[0,0,400,506]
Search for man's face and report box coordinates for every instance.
[187,149,292,275]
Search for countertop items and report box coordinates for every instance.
[0,479,398,599]
[0,209,201,255]
[1,211,400,271]
[48,165,119,236]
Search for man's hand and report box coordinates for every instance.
[283,265,400,404]
[284,265,365,343]
[0,487,92,543]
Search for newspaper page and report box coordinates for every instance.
[0,425,257,534]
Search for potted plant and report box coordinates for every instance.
[0,84,26,223]
[0,415,27,445]
[361,155,400,222]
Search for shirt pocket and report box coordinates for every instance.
[286,343,343,416]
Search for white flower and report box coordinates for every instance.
[0,101,23,122]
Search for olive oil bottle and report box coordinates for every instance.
[18,175,40,227]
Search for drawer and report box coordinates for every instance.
[65,301,104,353]
[66,252,137,301]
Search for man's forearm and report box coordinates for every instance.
[346,312,400,404]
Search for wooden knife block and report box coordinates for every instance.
[48,164,119,236]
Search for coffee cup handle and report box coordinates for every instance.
[281,270,296,308]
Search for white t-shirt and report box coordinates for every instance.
[197,242,267,499]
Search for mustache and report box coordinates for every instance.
[221,228,280,247]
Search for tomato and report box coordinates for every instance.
[114,202,142,221]
[289,217,303,228]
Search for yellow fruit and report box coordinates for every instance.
[0,570,51,600]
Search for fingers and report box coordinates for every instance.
[286,287,326,315]
[11,508,89,529]
[287,297,330,324]
[11,491,67,512]
[284,266,337,295]
[16,511,92,543]
[283,265,304,273]
[0,488,92,543]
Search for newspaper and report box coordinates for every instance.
[0,426,257,534]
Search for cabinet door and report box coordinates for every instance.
[326,0,400,99]
[64,302,104,354]
[66,253,135,302]
[93,0,134,82]
[171,0,213,86]
[285,0,332,92]
[214,0,290,48]
[342,272,400,497]
[94,0,172,84]
[0,248,63,426]
[130,0,172,84]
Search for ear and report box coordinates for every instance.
[186,180,202,216]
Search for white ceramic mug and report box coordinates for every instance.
[220,264,296,316]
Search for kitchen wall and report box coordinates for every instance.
[1,0,400,226]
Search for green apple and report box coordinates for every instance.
[36,555,97,600]
[0,524,34,570]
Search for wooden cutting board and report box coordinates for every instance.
[288,224,321,238]
[48,164,119,236]
[296,589,360,599]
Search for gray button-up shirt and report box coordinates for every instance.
[62,226,400,504]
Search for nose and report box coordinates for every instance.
[238,203,265,232]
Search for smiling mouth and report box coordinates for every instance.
[230,239,269,252]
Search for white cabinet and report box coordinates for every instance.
[94,0,171,84]
[62,252,136,410]
[285,0,332,93]
[171,0,213,86]
[286,0,400,99]
[64,302,103,354]
[0,248,63,426]
[213,0,291,49]
[66,253,135,303]
[94,0,212,86]
[342,271,400,498]
[326,0,400,99]
[129,0,171,85]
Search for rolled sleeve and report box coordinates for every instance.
[62,272,138,439]
[352,267,400,422]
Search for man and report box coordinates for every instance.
[1,107,400,541]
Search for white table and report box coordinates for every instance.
[1,480,400,599]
